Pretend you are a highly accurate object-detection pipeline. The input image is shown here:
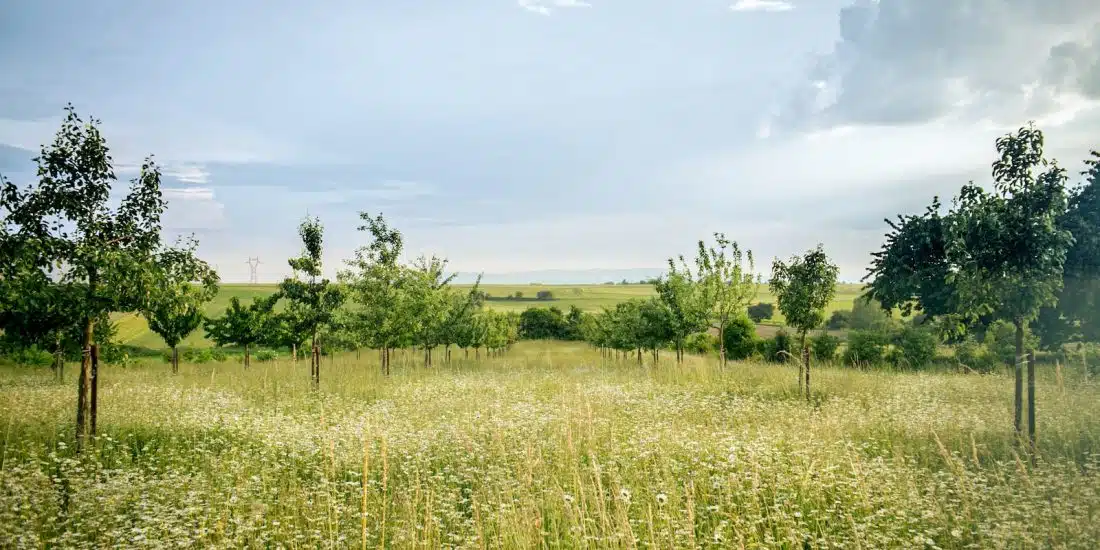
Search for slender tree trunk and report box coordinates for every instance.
[244,343,251,368]
[476,347,480,360]
[719,322,726,368]
[800,332,809,398]
[802,344,811,402]
[1014,321,1024,444]
[76,316,95,449]
[1027,350,1036,460]
[54,334,64,383]
[356,347,360,361]
[172,345,179,374]
[90,343,100,437]
[465,347,469,359]
[637,348,642,364]
[292,343,297,363]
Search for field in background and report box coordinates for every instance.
[1,340,1096,547]
[112,283,866,350]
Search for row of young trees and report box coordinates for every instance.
[574,234,839,399]
[0,106,519,448]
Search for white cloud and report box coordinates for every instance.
[731,0,794,12]
[163,164,210,184]
[163,187,215,201]
[162,187,226,231]
[518,0,591,16]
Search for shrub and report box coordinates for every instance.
[826,310,851,330]
[255,349,277,362]
[722,315,758,360]
[683,332,718,355]
[954,337,998,373]
[210,348,228,362]
[757,329,796,362]
[5,346,54,367]
[890,326,937,369]
[535,290,554,301]
[184,348,214,364]
[747,303,775,323]
[983,320,1039,365]
[850,298,892,331]
[519,307,568,340]
[844,330,888,366]
[811,334,840,362]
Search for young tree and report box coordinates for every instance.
[695,233,760,368]
[946,123,1073,451]
[0,106,191,447]
[262,311,309,360]
[340,213,412,375]
[204,294,280,367]
[407,254,457,367]
[655,257,711,362]
[770,244,839,399]
[142,238,219,373]
[280,217,345,387]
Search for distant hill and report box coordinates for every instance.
[451,268,666,285]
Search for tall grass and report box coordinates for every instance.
[1,341,1098,548]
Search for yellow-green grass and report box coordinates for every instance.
[113,283,866,351]
[1,341,1097,547]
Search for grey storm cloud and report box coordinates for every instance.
[773,0,1100,131]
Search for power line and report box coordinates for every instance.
[245,257,262,284]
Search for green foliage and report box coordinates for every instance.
[890,326,937,369]
[279,217,345,349]
[721,315,758,361]
[844,330,888,366]
[255,350,277,362]
[694,233,759,364]
[953,338,998,373]
[811,334,840,362]
[747,302,774,323]
[142,237,219,350]
[947,124,1073,340]
[849,297,893,331]
[863,197,957,319]
[519,307,569,340]
[535,290,554,301]
[655,261,711,358]
[340,213,416,354]
[3,345,55,367]
[826,310,851,330]
[204,294,281,353]
[757,329,795,363]
[983,320,1039,365]
[770,244,839,343]
[682,332,718,355]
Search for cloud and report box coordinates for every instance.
[518,0,591,16]
[731,0,794,13]
[163,164,210,184]
[770,0,1100,134]
[162,187,226,231]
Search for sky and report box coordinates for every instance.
[2,0,1100,283]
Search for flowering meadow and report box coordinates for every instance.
[1,341,1098,548]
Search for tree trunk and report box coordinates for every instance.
[637,348,642,364]
[802,344,811,402]
[244,343,251,368]
[76,316,95,449]
[356,347,360,361]
[719,322,727,368]
[1027,350,1036,460]
[800,331,808,398]
[311,332,319,388]
[292,343,297,363]
[172,345,179,374]
[1014,321,1024,444]
[54,334,64,383]
[90,345,99,437]
[475,347,480,360]
[465,348,469,360]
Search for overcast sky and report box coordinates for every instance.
[2,0,1100,282]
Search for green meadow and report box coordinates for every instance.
[2,341,1097,547]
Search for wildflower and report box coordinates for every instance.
[563,493,575,505]
[707,505,719,513]
[619,488,632,503]
[656,493,668,507]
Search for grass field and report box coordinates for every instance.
[1,341,1097,547]
[113,283,866,351]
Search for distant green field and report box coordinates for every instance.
[113,282,866,350]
